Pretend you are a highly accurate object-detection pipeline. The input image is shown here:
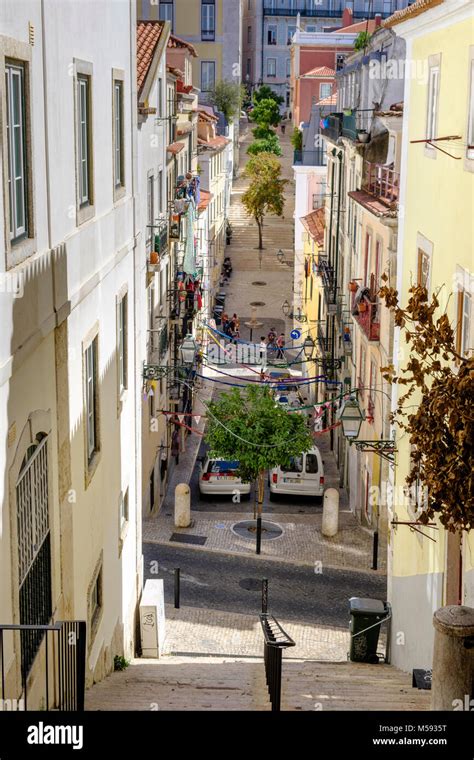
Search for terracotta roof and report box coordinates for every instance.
[167,142,185,155]
[177,123,193,136]
[198,190,213,212]
[137,21,165,95]
[334,19,379,34]
[198,135,230,150]
[383,0,444,28]
[168,34,198,57]
[315,93,337,107]
[303,66,335,78]
[300,207,325,246]
[348,190,397,218]
[177,81,193,94]
[198,108,219,122]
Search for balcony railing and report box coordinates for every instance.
[293,148,327,166]
[317,256,337,309]
[263,4,397,18]
[351,292,380,341]
[321,113,342,143]
[341,110,374,141]
[363,161,400,205]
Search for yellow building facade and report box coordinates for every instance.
[385,0,474,673]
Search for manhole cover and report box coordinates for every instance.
[251,281,267,286]
[232,520,283,541]
[249,301,266,307]
[170,533,207,546]
[239,578,262,591]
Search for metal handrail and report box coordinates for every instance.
[260,614,295,711]
[0,620,86,711]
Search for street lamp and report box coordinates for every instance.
[303,335,315,360]
[277,248,285,264]
[179,334,199,365]
[337,395,365,440]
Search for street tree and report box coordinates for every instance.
[380,280,474,531]
[249,97,282,128]
[252,85,284,107]
[247,133,282,157]
[242,152,287,249]
[208,80,245,123]
[204,385,313,552]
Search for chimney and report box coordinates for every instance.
[341,7,353,29]
[375,13,382,27]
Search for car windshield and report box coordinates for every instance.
[207,460,240,473]
[281,456,304,473]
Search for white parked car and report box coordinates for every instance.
[199,457,251,498]
[269,447,324,502]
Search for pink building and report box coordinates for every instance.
[291,9,382,126]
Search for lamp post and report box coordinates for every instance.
[179,334,199,365]
[336,395,365,440]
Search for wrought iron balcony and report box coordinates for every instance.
[351,292,380,341]
[263,3,398,18]
[321,113,342,143]
[318,256,338,309]
[293,148,327,166]
[341,110,374,141]
[362,160,400,206]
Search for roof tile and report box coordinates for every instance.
[137,21,165,95]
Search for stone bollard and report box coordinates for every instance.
[431,605,474,711]
[174,483,191,528]
[322,488,339,537]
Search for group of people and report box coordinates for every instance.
[222,312,240,341]
[259,328,286,362]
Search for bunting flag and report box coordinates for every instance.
[178,414,185,424]
[148,387,154,397]
[194,415,201,425]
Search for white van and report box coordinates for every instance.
[269,447,324,502]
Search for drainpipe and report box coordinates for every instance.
[41,0,52,251]
[330,151,343,452]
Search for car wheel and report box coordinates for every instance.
[315,495,323,505]
[269,492,277,502]
[241,492,252,502]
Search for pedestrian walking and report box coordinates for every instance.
[276,333,286,359]
[258,336,267,365]
[267,327,277,347]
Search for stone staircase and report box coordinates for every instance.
[85,653,430,712]
[85,655,271,711]
[281,660,431,711]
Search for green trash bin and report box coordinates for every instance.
[349,597,387,663]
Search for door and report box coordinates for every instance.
[303,451,322,495]
[279,455,304,487]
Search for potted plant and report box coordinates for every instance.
[349,280,358,292]
[149,250,159,266]
[357,129,369,144]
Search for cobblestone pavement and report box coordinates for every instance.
[161,604,352,661]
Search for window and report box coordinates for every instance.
[467,59,474,159]
[426,61,440,145]
[16,435,52,677]
[248,26,252,44]
[5,62,28,241]
[359,345,366,397]
[456,289,472,358]
[368,359,377,419]
[77,74,92,205]
[159,0,173,31]
[281,456,303,473]
[246,58,251,78]
[287,25,296,45]
[90,564,102,628]
[286,58,291,78]
[336,53,347,72]
[158,77,163,118]
[120,488,129,530]
[157,170,163,214]
[267,25,276,46]
[118,293,128,393]
[306,25,317,33]
[147,175,154,247]
[305,454,319,474]
[201,61,215,92]
[374,239,382,293]
[85,337,99,463]
[202,0,215,41]
[417,248,430,289]
[267,58,276,78]
[364,232,372,287]
[320,82,332,100]
[113,80,124,189]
